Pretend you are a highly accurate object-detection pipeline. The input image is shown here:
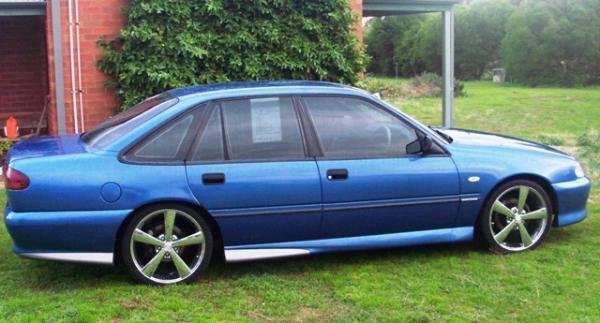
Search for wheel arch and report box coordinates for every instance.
[476,173,559,229]
[113,200,224,264]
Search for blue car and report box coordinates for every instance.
[3,81,590,285]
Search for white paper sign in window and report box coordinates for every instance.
[250,98,282,143]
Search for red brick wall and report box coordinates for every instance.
[0,16,48,120]
[46,0,128,134]
[351,0,364,42]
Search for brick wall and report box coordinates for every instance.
[46,0,128,134]
[0,16,48,120]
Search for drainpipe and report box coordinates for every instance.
[51,0,66,135]
[74,0,85,131]
[67,0,80,133]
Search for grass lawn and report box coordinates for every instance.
[0,80,599,321]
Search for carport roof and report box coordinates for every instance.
[364,0,461,16]
[0,0,45,16]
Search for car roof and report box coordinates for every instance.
[168,80,353,98]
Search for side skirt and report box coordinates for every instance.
[224,226,473,262]
[19,252,114,265]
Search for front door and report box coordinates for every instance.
[300,96,460,239]
[185,96,322,246]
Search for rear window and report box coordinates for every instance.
[82,94,178,149]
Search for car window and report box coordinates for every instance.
[189,107,225,162]
[221,96,305,160]
[130,113,195,161]
[83,94,178,149]
[303,96,418,158]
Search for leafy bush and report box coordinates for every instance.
[412,72,466,97]
[0,140,13,162]
[98,0,367,109]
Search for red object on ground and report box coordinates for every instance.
[5,116,19,139]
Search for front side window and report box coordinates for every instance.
[303,96,418,158]
[220,96,305,160]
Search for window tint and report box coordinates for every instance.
[131,114,195,160]
[303,96,418,157]
[83,94,177,149]
[190,107,224,162]
[221,97,305,160]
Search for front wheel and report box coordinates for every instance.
[479,180,553,254]
[121,204,213,285]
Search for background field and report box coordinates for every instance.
[0,80,598,321]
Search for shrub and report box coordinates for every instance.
[412,72,466,97]
[98,0,367,109]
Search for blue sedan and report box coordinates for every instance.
[3,81,590,285]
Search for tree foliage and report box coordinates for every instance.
[98,0,367,108]
[365,0,515,80]
[501,0,600,86]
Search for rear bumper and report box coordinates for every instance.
[4,204,131,264]
[552,177,591,227]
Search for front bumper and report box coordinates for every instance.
[552,177,591,227]
[4,204,131,264]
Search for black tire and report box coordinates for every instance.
[121,204,214,285]
[478,179,553,254]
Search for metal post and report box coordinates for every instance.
[442,9,454,128]
[51,0,67,135]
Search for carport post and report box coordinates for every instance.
[442,9,454,128]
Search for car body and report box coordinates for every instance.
[3,81,591,284]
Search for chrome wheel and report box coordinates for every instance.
[129,209,206,284]
[489,185,549,252]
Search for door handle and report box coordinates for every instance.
[327,169,348,181]
[202,173,225,185]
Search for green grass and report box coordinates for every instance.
[1,80,599,321]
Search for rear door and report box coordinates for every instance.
[185,96,322,247]
[300,96,460,239]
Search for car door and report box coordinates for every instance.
[300,95,460,239]
[185,96,322,247]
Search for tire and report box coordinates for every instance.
[121,204,214,285]
[479,179,553,254]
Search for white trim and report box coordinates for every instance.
[225,249,310,263]
[20,252,113,265]
[461,197,479,202]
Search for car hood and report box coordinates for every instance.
[6,135,87,163]
[440,128,573,159]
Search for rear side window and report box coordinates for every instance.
[189,107,225,162]
[220,96,305,160]
[303,96,418,158]
[125,110,201,162]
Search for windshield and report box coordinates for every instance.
[82,93,178,149]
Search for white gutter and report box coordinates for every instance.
[74,0,84,131]
[67,0,79,133]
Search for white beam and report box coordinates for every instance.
[442,9,454,128]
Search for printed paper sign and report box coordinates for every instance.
[251,98,282,143]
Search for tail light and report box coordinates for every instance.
[3,164,30,190]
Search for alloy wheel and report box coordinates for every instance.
[129,209,206,284]
[489,185,549,252]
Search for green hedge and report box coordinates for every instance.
[98,0,366,109]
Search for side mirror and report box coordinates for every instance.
[405,136,433,155]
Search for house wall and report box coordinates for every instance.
[0,16,48,123]
[46,0,364,135]
[46,0,127,134]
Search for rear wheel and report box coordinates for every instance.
[479,180,553,254]
[121,204,213,285]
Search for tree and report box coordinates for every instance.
[501,0,600,86]
[99,0,367,109]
